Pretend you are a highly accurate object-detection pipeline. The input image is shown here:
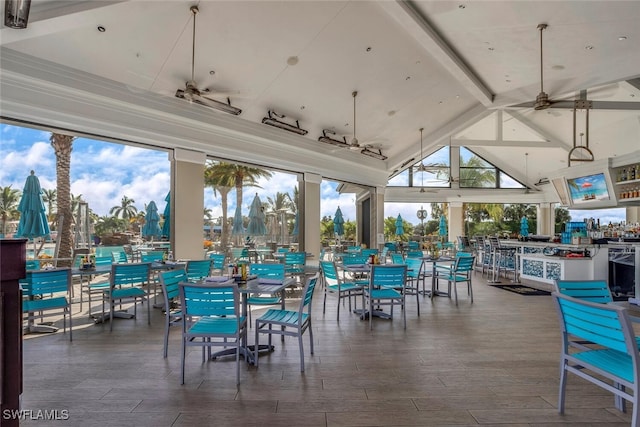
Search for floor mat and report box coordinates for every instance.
[490,284,551,296]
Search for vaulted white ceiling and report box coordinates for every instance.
[2,0,639,203]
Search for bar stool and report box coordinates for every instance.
[486,237,516,283]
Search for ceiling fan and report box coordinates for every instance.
[174,5,242,115]
[411,128,439,193]
[328,91,386,153]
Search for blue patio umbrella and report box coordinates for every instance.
[395,214,404,236]
[161,191,170,238]
[246,193,267,236]
[15,170,51,254]
[520,216,529,237]
[142,201,162,240]
[231,204,245,236]
[333,207,344,236]
[439,215,448,238]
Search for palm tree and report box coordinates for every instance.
[266,192,293,213]
[0,185,20,236]
[109,196,138,225]
[42,188,57,228]
[50,133,75,267]
[205,162,235,251]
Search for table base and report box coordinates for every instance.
[354,308,392,320]
[91,310,135,324]
[27,322,58,333]
[210,344,274,365]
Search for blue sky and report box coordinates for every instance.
[0,123,625,227]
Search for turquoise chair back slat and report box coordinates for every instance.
[159,268,187,302]
[276,247,290,253]
[456,252,473,257]
[141,251,165,263]
[404,258,423,278]
[302,275,318,308]
[180,283,239,317]
[342,254,368,265]
[111,263,150,288]
[284,252,306,265]
[406,251,423,258]
[407,241,420,250]
[26,259,41,270]
[250,263,285,280]
[23,268,71,296]
[453,256,475,273]
[361,249,378,257]
[209,253,226,269]
[186,259,212,282]
[554,280,613,303]
[94,256,112,266]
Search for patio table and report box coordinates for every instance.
[427,256,455,298]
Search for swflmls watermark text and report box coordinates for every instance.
[2,409,70,421]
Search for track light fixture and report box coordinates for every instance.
[318,129,348,147]
[4,0,31,29]
[360,147,388,161]
[261,110,308,135]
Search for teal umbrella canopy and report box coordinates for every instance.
[333,207,344,236]
[439,215,448,237]
[161,192,170,238]
[142,201,162,239]
[231,204,245,236]
[246,193,267,236]
[395,214,404,236]
[15,170,51,240]
[520,216,529,237]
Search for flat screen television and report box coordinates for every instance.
[549,159,618,209]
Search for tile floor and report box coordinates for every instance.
[19,270,632,426]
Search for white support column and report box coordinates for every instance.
[373,187,385,251]
[537,203,554,236]
[627,207,640,224]
[448,201,464,242]
[170,148,206,260]
[302,173,321,260]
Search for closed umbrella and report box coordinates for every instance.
[395,214,404,236]
[231,204,245,236]
[292,210,299,236]
[161,191,170,238]
[142,201,162,240]
[15,170,51,257]
[439,215,448,238]
[333,207,344,237]
[520,216,529,237]
[246,193,267,236]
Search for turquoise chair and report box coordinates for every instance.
[141,251,164,263]
[158,269,187,358]
[380,247,389,264]
[364,265,408,330]
[435,256,475,306]
[341,254,369,285]
[26,259,41,270]
[102,263,151,331]
[362,248,378,258]
[248,263,285,323]
[407,241,420,251]
[406,250,423,259]
[111,251,128,263]
[255,274,319,372]
[185,259,212,282]
[284,252,306,284]
[208,253,226,275]
[179,282,247,385]
[79,256,112,312]
[390,253,404,264]
[403,257,424,314]
[22,268,73,340]
[320,261,363,321]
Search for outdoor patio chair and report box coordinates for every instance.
[364,265,408,330]
[248,263,285,323]
[406,250,423,259]
[179,281,247,385]
[158,268,187,358]
[320,261,362,321]
[111,251,128,263]
[340,254,369,285]
[380,247,389,263]
[284,252,306,286]
[22,268,73,341]
[403,257,424,314]
[79,256,113,312]
[361,248,378,258]
[102,262,151,331]
[255,274,319,372]
[390,253,404,264]
[141,251,165,263]
[435,255,475,306]
[185,259,212,282]
[208,253,226,275]
[552,292,640,424]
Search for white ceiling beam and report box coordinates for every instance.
[505,110,572,152]
[379,1,494,107]
[450,139,559,148]
[0,1,128,45]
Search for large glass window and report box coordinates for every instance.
[459,147,524,189]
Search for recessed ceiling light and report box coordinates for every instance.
[388,110,396,116]
[458,4,466,9]
[405,76,411,81]
[505,79,511,83]
[286,56,299,66]
[631,94,636,98]
[97,26,106,32]
[300,105,305,110]
[551,65,565,70]
[618,36,628,41]
[209,70,215,75]
[585,45,594,50]
[488,47,495,51]
[366,47,372,52]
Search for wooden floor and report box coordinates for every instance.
[21,270,632,426]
